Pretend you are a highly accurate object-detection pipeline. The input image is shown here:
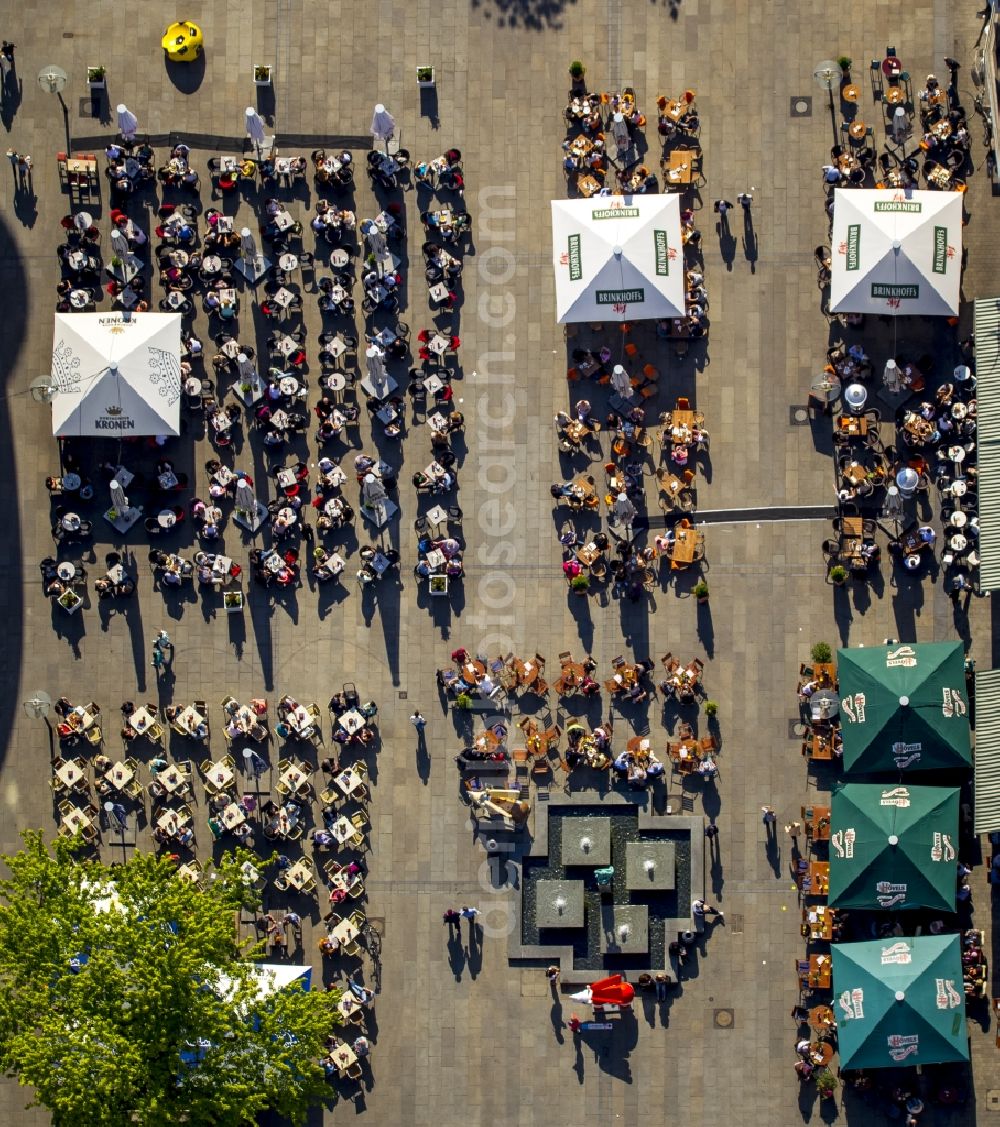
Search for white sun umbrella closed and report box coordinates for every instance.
[110,227,129,260]
[362,473,387,505]
[245,107,266,153]
[611,112,629,152]
[235,477,256,513]
[236,352,256,380]
[370,103,396,152]
[614,492,636,524]
[240,227,258,261]
[110,478,128,513]
[365,344,387,387]
[611,364,633,398]
[116,104,138,141]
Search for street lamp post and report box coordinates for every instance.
[22,690,53,758]
[813,59,841,146]
[37,64,71,153]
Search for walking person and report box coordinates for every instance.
[442,908,461,930]
[546,965,560,987]
[460,905,480,923]
[692,897,723,923]
[762,806,777,838]
[1,42,14,66]
[736,190,754,211]
[784,820,802,846]
[713,198,734,228]
[284,911,302,942]
[410,710,427,731]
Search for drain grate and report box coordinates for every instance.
[713,1008,735,1029]
[398,691,408,699]
[78,97,97,118]
[788,719,807,739]
[727,914,744,935]
[790,96,813,118]
[789,405,811,426]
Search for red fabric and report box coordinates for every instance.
[589,975,635,1006]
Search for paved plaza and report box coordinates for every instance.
[0,0,995,1123]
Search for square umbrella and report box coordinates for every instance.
[50,312,182,436]
[829,782,959,912]
[551,194,686,323]
[829,189,962,316]
[832,935,968,1070]
[837,642,971,774]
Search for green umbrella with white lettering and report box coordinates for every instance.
[828,782,959,912]
[831,935,968,1070]
[551,195,685,323]
[837,642,971,774]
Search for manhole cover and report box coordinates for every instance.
[398,690,408,699]
[986,1089,1000,1111]
[78,97,96,118]
[713,1008,735,1029]
[788,718,807,739]
[789,405,811,426]
[790,96,812,117]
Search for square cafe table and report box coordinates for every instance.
[160,766,187,794]
[335,767,364,797]
[280,763,310,792]
[330,1042,357,1073]
[286,705,312,733]
[207,761,235,789]
[336,993,362,1020]
[56,760,84,789]
[330,815,356,845]
[221,803,246,830]
[273,287,297,310]
[331,917,360,946]
[669,527,698,564]
[105,761,135,789]
[61,807,91,833]
[177,863,201,884]
[339,710,366,736]
[177,705,205,735]
[286,860,314,891]
[157,808,186,834]
[274,209,296,232]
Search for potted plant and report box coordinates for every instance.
[810,642,833,664]
[829,564,848,586]
[693,580,710,604]
[110,255,123,269]
[87,66,106,89]
[455,692,473,710]
[570,574,590,595]
[837,56,853,75]
[429,574,448,596]
[703,700,718,719]
[416,66,435,88]
[253,64,272,86]
[815,1069,839,1099]
[569,60,586,88]
[224,591,244,613]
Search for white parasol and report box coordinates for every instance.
[611,112,629,152]
[110,227,129,261]
[110,478,128,513]
[613,492,636,524]
[240,227,258,261]
[235,477,256,513]
[116,104,138,141]
[362,473,387,505]
[365,344,387,387]
[610,364,633,398]
[245,107,266,154]
[364,221,388,260]
[370,103,396,151]
[236,352,256,381]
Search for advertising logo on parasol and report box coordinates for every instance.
[885,645,918,668]
[891,741,922,768]
[932,225,948,274]
[595,288,644,305]
[879,786,911,808]
[653,229,670,276]
[872,283,919,300]
[830,829,855,858]
[591,206,639,220]
[875,882,908,909]
[96,406,135,430]
[930,832,956,863]
[935,979,962,1009]
[838,988,864,1020]
[874,200,923,212]
[845,224,861,270]
[941,686,966,717]
[567,234,582,281]
[840,692,866,723]
[887,1034,920,1062]
[880,941,912,966]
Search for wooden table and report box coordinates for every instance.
[809,1041,835,1066]
[329,1042,357,1074]
[577,174,601,198]
[461,660,486,683]
[668,738,699,763]
[513,658,540,686]
[842,84,860,103]
[807,862,830,897]
[813,663,837,687]
[848,120,867,141]
[807,954,832,990]
[802,805,831,841]
[802,907,835,942]
[285,860,314,891]
[659,471,686,506]
[220,803,246,830]
[809,732,834,761]
[669,527,699,564]
[842,462,869,486]
[576,542,603,566]
[885,85,905,105]
[662,149,696,186]
[626,735,653,756]
[841,516,864,537]
[837,414,868,437]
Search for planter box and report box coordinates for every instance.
[417,67,435,88]
[87,70,106,90]
[429,575,449,596]
[224,592,245,613]
[253,66,272,86]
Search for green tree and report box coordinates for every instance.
[0,832,338,1126]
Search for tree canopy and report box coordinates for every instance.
[0,832,338,1126]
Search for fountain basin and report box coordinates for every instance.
[600,904,649,955]
[626,841,676,891]
[561,817,612,866]
[535,879,586,929]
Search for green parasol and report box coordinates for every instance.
[831,934,968,1070]
[836,642,971,774]
[828,782,959,912]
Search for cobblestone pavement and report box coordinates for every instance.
[0,0,994,1123]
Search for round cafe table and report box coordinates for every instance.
[57,562,76,582]
[279,253,299,271]
[157,510,177,529]
[885,85,905,105]
[184,376,203,397]
[950,479,968,497]
[950,510,967,529]
[201,255,223,275]
[69,289,90,310]
[950,533,968,552]
[882,57,903,78]
[951,401,968,421]
[330,248,350,268]
[325,372,346,392]
[73,211,94,231]
[848,121,867,141]
[842,84,859,103]
[61,472,82,492]
[948,445,966,464]
[61,513,81,531]
[279,376,299,396]
[276,506,298,527]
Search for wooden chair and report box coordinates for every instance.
[558,651,572,665]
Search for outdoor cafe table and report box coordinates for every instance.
[668,738,699,764]
[157,807,187,834]
[805,862,830,897]
[659,471,686,506]
[284,703,312,733]
[339,709,366,736]
[427,333,450,357]
[280,763,310,793]
[176,863,201,884]
[176,706,205,736]
[462,659,486,683]
[61,807,92,833]
[662,149,695,186]
[668,527,699,564]
[55,760,84,789]
[104,761,134,790]
[576,541,604,566]
[334,766,365,798]
[330,917,360,946]
[626,735,653,756]
[473,729,501,755]
[285,859,314,892]
[160,765,187,794]
[66,705,95,733]
[803,907,835,943]
[330,864,362,894]
[577,174,601,198]
[273,209,296,232]
[336,993,362,1020]
[330,815,356,846]
[813,663,837,687]
[807,953,832,990]
[206,760,235,790]
[802,805,831,842]
[329,1042,357,1074]
[513,657,540,686]
[273,288,297,312]
[809,731,835,760]
[221,803,246,830]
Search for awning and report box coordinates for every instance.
[974,669,1000,832]
[973,297,1000,590]
[829,189,962,316]
[550,195,685,323]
